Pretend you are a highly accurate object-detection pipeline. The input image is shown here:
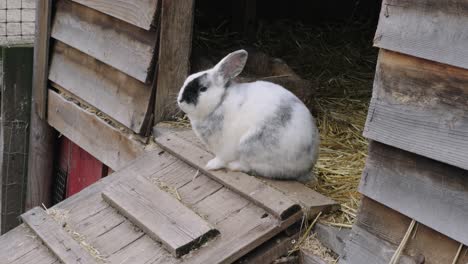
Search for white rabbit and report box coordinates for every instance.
[177,50,320,182]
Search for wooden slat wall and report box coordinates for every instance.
[70,0,159,30]
[52,0,158,83]
[49,41,153,133]
[374,0,468,70]
[364,50,468,170]
[360,141,468,245]
[343,197,468,264]
[47,90,145,171]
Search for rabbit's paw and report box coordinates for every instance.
[206,157,226,171]
[227,161,249,173]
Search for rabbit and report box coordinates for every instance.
[177,50,320,182]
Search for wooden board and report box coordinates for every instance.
[364,50,468,170]
[155,0,194,122]
[0,47,33,233]
[52,0,158,83]
[102,175,218,257]
[353,197,468,264]
[49,148,302,264]
[237,231,299,264]
[374,0,468,69]
[359,141,468,245]
[32,0,52,119]
[49,41,153,133]
[340,224,420,264]
[70,0,159,30]
[313,223,350,257]
[21,207,96,264]
[154,127,302,220]
[0,224,58,264]
[301,250,328,264]
[155,125,336,219]
[47,89,145,171]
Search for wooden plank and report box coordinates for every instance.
[26,0,56,212]
[102,175,218,257]
[340,224,420,264]
[49,41,153,133]
[32,0,52,119]
[353,197,468,264]
[237,231,299,264]
[54,147,301,264]
[0,47,33,233]
[263,180,338,218]
[47,89,145,171]
[359,141,468,245]
[70,0,159,30]
[301,250,328,264]
[0,224,59,264]
[21,207,96,264]
[154,127,302,220]
[374,0,468,69]
[313,223,350,256]
[155,0,194,122]
[52,0,158,83]
[161,127,338,218]
[364,49,468,170]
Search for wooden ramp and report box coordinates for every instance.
[0,125,336,264]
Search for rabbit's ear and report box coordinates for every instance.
[213,50,248,83]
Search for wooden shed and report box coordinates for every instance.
[0,0,341,263]
[340,1,468,263]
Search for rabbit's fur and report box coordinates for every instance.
[177,50,319,182]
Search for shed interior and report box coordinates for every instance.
[186,0,382,235]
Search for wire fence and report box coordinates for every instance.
[0,0,36,45]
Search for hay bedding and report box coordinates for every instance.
[192,18,376,226]
[191,18,377,259]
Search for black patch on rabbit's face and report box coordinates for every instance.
[180,74,208,105]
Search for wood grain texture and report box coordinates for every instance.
[155,125,335,219]
[374,0,468,69]
[154,126,302,220]
[0,47,33,233]
[359,141,468,245]
[51,147,301,264]
[32,0,52,119]
[313,223,350,256]
[49,41,153,133]
[237,231,299,264]
[340,224,420,264]
[52,0,158,83]
[0,224,59,264]
[70,0,159,30]
[27,0,56,212]
[364,50,468,170]
[353,197,468,264]
[155,0,194,122]
[21,207,96,264]
[301,250,328,264]
[102,175,218,257]
[47,90,145,171]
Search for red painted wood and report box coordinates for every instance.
[57,137,106,197]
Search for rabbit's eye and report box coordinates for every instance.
[200,86,207,92]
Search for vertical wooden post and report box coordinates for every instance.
[0,47,34,233]
[155,0,195,123]
[25,0,56,211]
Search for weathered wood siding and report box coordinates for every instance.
[364,50,468,170]
[360,141,468,245]
[342,197,468,264]
[374,0,468,70]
